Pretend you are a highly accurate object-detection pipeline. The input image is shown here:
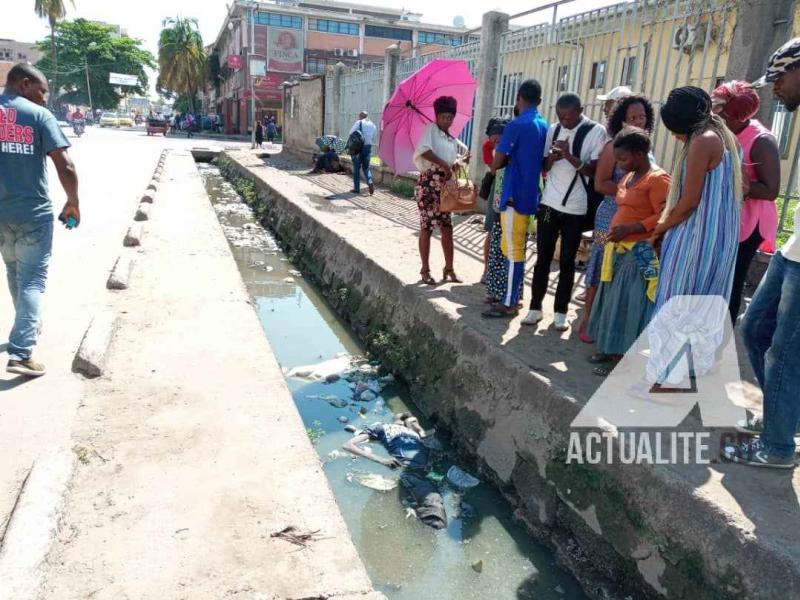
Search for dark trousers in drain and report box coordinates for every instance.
[530,204,585,314]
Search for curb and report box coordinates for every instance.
[134,202,152,222]
[107,255,133,290]
[124,223,144,247]
[72,311,118,378]
[0,449,77,600]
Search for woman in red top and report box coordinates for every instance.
[586,128,671,375]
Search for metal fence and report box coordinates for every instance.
[335,65,385,147]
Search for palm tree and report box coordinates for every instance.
[34,0,74,106]
[158,17,206,114]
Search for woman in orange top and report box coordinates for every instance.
[586,127,671,375]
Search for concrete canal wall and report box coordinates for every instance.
[220,150,800,600]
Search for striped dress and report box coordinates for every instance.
[647,149,739,383]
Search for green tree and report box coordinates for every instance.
[35,19,155,109]
[34,0,74,106]
[158,17,206,113]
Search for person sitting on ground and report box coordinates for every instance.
[585,127,670,376]
[343,412,429,469]
[578,93,655,342]
[310,145,340,174]
[711,80,781,325]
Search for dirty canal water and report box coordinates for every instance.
[199,163,588,600]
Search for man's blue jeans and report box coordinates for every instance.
[741,251,800,458]
[0,220,53,361]
[352,144,373,192]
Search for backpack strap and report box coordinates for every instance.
[560,120,599,207]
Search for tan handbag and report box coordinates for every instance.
[439,164,477,213]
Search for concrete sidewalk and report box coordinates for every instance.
[39,149,381,599]
[224,149,800,599]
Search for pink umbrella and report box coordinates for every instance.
[378,59,476,174]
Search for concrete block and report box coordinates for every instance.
[146,179,158,192]
[141,191,155,204]
[107,254,133,290]
[134,202,152,222]
[72,311,118,377]
[0,449,76,600]
[124,223,144,247]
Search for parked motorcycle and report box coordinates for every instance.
[72,120,85,137]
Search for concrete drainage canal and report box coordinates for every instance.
[198,161,588,600]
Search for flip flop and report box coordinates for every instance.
[481,305,518,319]
[588,353,613,364]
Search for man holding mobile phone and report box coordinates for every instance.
[0,64,80,377]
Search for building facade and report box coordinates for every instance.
[0,39,43,87]
[210,0,473,135]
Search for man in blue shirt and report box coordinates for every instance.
[348,111,377,195]
[1,64,80,377]
[483,79,548,318]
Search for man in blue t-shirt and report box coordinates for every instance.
[483,79,548,319]
[1,64,80,377]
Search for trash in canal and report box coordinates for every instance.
[286,355,351,380]
[348,471,399,492]
[446,466,480,490]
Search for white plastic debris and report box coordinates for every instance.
[286,356,351,380]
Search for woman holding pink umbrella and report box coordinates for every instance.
[413,96,470,285]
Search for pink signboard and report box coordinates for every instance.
[227,54,242,70]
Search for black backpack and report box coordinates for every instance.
[347,121,365,156]
[551,119,605,232]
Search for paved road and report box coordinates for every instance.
[0,127,250,529]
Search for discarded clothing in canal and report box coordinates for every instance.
[400,473,447,529]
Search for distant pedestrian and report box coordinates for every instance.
[255,121,264,148]
[347,111,377,195]
[412,96,469,285]
[722,38,800,469]
[266,120,277,145]
[0,64,81,377]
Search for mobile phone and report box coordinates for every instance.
[59,214,78,229]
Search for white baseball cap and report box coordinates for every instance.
[596,86,633,101]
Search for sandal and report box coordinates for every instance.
[588,353,613,364]
[481,305,518,319]
[420,269,436,285]
[593,365,615,377]
[442,268,463,283]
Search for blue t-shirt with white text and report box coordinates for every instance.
[0,95,70,224]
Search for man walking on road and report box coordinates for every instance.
[722,38,800,468]
[348,111,376,195]
[0,64,80,377]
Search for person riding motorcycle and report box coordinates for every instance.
[71,109,85,136]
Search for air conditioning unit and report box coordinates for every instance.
[333,48,344,57]
[672,23,711,53]
[348,49,359,57]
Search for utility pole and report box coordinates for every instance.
[84,59,94,116]
[250,2,257,149]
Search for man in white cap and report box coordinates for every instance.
[722,37,800,468]
[596,85,633,121]
[348,110,377,195]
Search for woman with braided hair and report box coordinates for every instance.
[646,86,743,387]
